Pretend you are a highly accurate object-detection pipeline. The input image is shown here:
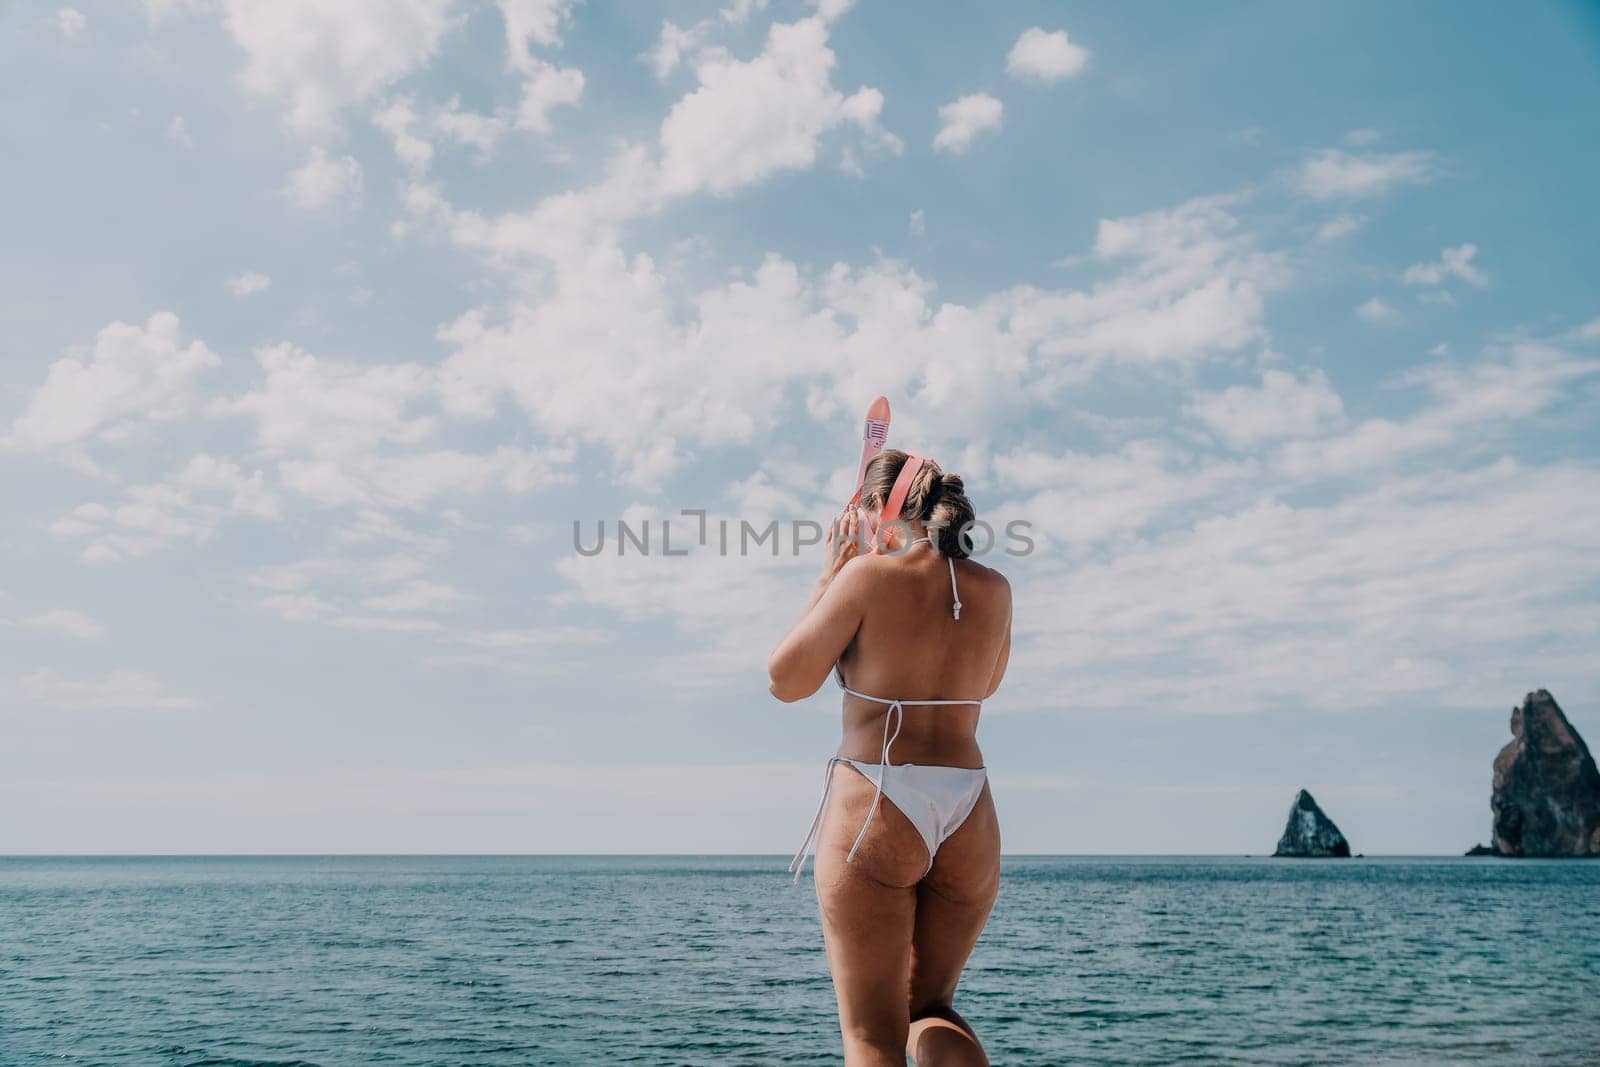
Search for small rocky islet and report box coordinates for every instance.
[1272,788,1352,858]
[1464,688,1600,858]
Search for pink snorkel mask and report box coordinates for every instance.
[869,452,924,555]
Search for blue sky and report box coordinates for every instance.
[2,0,1598,855]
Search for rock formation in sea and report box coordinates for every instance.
[1273,789,1351,857]
[1484,689,1600,858]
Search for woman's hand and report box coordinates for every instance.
[821,506,862,584]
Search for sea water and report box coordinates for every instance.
[2,855,1597,1065]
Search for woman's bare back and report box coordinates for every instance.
[835,546,1012,769]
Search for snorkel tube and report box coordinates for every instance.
[846,396,891,508]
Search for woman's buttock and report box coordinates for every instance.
[816,761,1000,893]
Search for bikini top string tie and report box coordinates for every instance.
[905,536,961,621]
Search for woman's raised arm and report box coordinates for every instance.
[767,510,870,702]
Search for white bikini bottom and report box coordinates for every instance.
[789,756,988,882]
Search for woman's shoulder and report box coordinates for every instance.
[954,554,1011,593]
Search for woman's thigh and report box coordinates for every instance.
[909,783,1000,1013]
[812,762,929,1053]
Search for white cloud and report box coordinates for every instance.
[253,592,336,622]
[657,14,896,197]
[251,555,428,593]
[50,455,280,563]
[439,143,662,263]
[359,579,466,613]
[1186,368,1347,450]
[1579,317,1600,342]
[434,183,1283,503]
[1007,457,1600,715]
[8,670,196,712]
[995,195,1278,372]
[223,343,436,459]
[964,342,1600,713]
[721,0,767,23]
[1343,128,1382,147]
[442,193,1281,486]
[327,509,445,549]
[225,272,272,296]
[647,20,708,79]
[1355,296,1399,325]
[434,97,509,156]
[218,342,572,510]
[483,1,583,135]
[1272,342,1600,481]
[1089,194,1245,264]
[248,553,476,633]
[374,96,511,173]
[933,92,1002,154]
[371,97,435,173]
[438,242,1041,485]
[19,671,193,712]
[908,208,925,235]
[514,59,584,133]
[1402,243,1488,288]
[278,446,571,510]
[1293,149,1433,200]
[553,507,814,683]
[57,8,86,36]
[496,0,573,71]
[285,147,363,209]
[434,11,898,266]
[1006,27,1090,83]
[223,0,460,137]
[439,249,814,483]
[18,609,104,640]
[1315,214,1364,241]
[4,312,219,455]
[992,440,1259,552]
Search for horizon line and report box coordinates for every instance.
[0,850,1523,859]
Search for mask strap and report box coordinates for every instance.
[880,453,923,526]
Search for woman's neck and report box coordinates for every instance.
[890,520,928,546]
[887,529,933,553]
